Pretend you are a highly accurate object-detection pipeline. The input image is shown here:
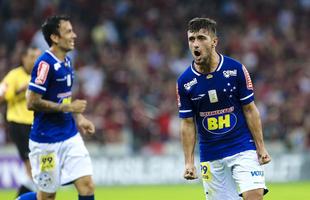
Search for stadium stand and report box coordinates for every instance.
[0,0,309,154]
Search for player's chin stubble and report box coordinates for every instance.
[195,54,211,73]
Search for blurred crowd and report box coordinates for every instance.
[0,0,309,153]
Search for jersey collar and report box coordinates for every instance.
[46,50,63,63]
[216,53,224,72]
[190,53,224,76]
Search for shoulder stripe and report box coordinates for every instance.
[179,110,192,113]
[240,93,254,101]
[29,82,46,91]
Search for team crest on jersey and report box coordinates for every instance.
[223,69,237,78]
[184,78,197,91]
[242,66,253,90]
[35,61,49,85]
[206,74,213,79]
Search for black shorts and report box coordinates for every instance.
[8,122,31,161]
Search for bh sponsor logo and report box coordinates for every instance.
[202,113,237,134]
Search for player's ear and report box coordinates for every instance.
[50,34,59,45]
[212,36,218,48]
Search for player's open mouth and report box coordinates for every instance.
[194,50,201,57]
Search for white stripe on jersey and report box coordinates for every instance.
[46,50,62,63]
[240,93,254,101]
[190,64,201,76]
[179,110,192,113]
[29,82,46,91]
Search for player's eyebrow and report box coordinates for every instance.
[197,35,207,40]
[188,36,195,41]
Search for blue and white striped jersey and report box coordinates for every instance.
[177,53,256,161]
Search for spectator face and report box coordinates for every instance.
[53,20,77,52]
[187,28,217,66]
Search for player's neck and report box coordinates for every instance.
[195,52,219,74]
[49,46,67,61]
[22,65,31,74]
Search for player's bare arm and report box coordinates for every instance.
[26,90,86,113]
[74,113,95,135]
[181,117,198,180]
[242,102,271,165]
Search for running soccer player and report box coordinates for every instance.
[17,15,95,200]
[177,18,271,200]
[0,47,41,196]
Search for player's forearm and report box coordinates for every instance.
[74,113,85,123]
[243,102,265,150]
[27,97,65,112]
[26,90,70,113]
[181,118,196,164]
[28,98,65,112]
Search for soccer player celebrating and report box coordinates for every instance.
[177,18,271,200]
[0,46,41,196]
[17,16,95,200]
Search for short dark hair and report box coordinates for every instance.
[41,15,70,47]
[187,17,217,36]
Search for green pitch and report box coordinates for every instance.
[1,182,310,200]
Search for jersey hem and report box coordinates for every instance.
[199,146,256,162]
[30,131,78,143]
